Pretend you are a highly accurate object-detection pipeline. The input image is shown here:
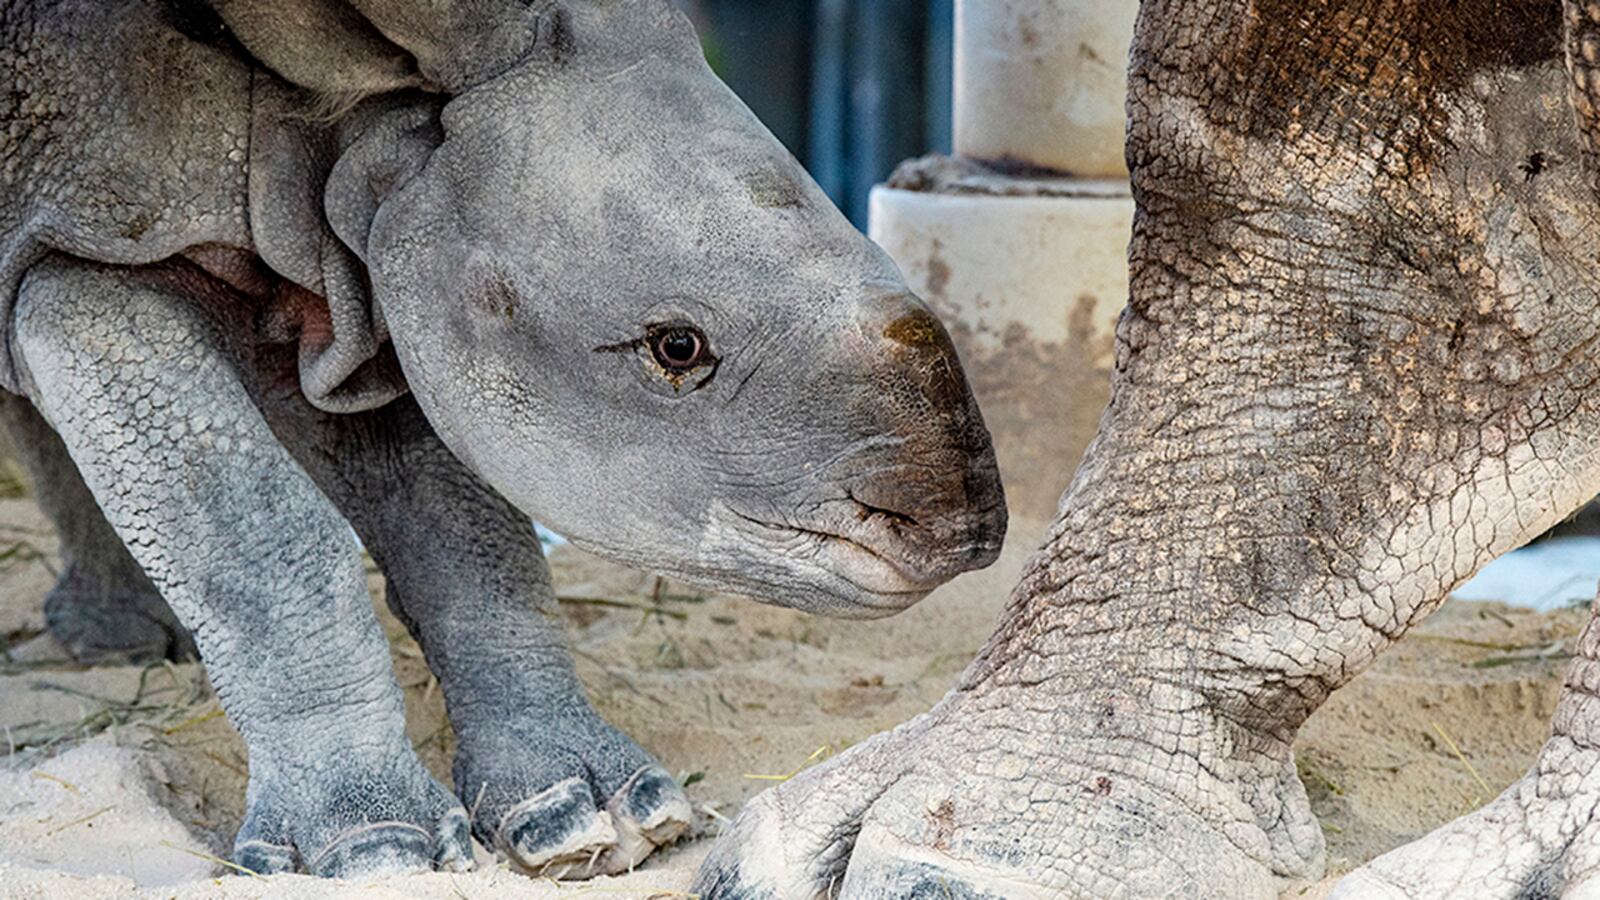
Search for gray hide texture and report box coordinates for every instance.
[0,0,1006,880]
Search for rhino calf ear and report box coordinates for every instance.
[209,0,426,95]
[324,100,444,263]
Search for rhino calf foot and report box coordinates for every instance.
[1335,597,1600,900]
[456,717,690,878]
[234,752,472,878]
[259,395,695,882]
[43,562,193,663]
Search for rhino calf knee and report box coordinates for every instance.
[0,0,1004,879]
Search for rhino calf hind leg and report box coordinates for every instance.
[0,391,192,662]
[257,391,691,878]
[12,257,470,877]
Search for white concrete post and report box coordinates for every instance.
[954,0,1134,177]
[869,0,1140,532]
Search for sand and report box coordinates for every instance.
[0,499,1587,899]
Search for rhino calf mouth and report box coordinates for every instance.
[728,478,1007,615]
[812,518,1000,596]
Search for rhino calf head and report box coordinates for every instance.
[350,0,1005,615]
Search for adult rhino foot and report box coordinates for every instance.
[1336,599,1600,900]
[695,678,1323,899]
[1334,744,1600,899]
[44,561,195,663]
[233,748,471,878]
[455,712,691,879]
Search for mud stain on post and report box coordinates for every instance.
[925,241,952,298]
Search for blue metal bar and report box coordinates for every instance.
[848,0,928,224]
[808,0,851,207]
[925,0,954,154]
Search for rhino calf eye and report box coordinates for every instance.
[650,325,711,372]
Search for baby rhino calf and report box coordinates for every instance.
[0,0,1005,880]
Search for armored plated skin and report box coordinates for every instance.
[693,1,1600,898]
[0,0,1006,878]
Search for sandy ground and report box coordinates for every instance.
[0,494,1589,899]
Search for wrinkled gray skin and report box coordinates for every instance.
[693,1,1600,898]
[0,0,1005,879]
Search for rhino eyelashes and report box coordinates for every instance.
[593,323,721,394]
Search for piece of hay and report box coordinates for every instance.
[744,744,832,782]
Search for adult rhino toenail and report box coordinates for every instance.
[858,863,1009,899]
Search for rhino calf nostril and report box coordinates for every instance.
[852,494,922,530]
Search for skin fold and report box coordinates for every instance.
[0,0,1005,879]
[694,0,1600,897]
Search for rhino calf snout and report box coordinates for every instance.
[864,296,1007,566]
[845,458,1007,585]
[793,293,1008,608]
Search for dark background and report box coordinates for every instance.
[676,0,954,226]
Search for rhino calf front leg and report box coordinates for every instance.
[12,257,471,877]
[257,390,691,878]
[0,391,191,662]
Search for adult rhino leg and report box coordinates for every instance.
[254,387,690,879]
[1337,589,1600,898]
[0,391,192,662]
[1333,2,1600,896]
[11,257,470,877]
[694,1,1600,897]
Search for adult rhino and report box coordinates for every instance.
[0,0,1006,880]
[694,0,1600,897]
